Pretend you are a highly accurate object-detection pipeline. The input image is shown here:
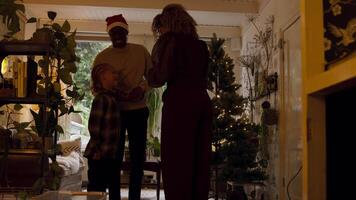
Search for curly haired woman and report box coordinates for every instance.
[148,4,213,200]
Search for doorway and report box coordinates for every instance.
[325,85,356,200]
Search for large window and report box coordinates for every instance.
[74,41,110,134]
[73,40,162,160]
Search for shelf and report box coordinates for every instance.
[0,97,47,105]
[0,149,41,155]
[0,40,53,191]
[0,187,33,194]
[0,40,50,56]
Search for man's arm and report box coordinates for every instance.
[124,46,152,101]
[141,47,153,93]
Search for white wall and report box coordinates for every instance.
[28,18,241,51]
[239,0,300,199]
[240,0,301,123]
[24,0,258,13]
[240,0,300,91]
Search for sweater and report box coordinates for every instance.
[94,43,152,110]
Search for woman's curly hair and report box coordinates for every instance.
[152,13,162,39]
[159,4,198,39]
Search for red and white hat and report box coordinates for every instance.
[106,14,129,32]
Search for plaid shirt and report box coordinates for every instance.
[84,90,121,160]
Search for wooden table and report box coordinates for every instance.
[33,191,107,200]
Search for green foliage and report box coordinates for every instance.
[147,87,164,135]
[31,161,62,195]
[208,34,244,164]
[208,34,267,184]
[0,104,31,132]
[16,191,29,200]
[47,161,62,190]
[146,87,164,158]
[27,12,83,137]
[73,41,110,128]
[147,135,161,157]
[0,0,25,37]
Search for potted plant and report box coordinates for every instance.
[0,9,81,195]
[147,135,160,159]
[28,11,82,144]
[0,0,25,40]
[146,87,163,160]
[0,104,35,149]
[24,11,82,193]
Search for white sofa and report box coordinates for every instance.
[55,137,85,191]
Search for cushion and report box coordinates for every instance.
[58,137,81,156]
[56,151,81,175]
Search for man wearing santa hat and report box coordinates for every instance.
[92,14,152,200]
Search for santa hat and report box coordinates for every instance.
[106,14,129,32]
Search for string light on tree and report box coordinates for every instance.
[207,33,267,199]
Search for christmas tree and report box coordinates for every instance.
[208,34,267,199]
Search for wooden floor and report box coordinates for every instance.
[119,188,165,200]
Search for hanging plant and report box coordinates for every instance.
[27,11,83,137]
[237,15,276,119]
[0,0,25,38]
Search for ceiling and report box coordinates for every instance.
[24,0,262,27]
[25,4,249,27]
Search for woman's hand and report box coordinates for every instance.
[126,86,144,101]
[116,87,144,102]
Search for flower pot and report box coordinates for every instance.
[12,130,32,149]
[32,28,52,43]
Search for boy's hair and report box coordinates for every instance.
[91,63,113,95]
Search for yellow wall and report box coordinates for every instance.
[301,0,356,200]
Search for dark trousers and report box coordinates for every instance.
[161,87,212,200]
[117,107,149,200]
[87,159,120,200]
